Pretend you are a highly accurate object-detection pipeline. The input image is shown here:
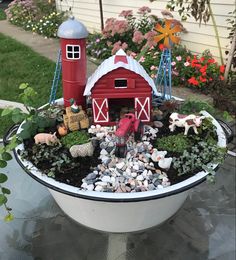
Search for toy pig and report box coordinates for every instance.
[34,132,59,146]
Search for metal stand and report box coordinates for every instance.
[49,49,62,104]
[155,48,172,100]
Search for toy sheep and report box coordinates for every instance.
[34,132,59,146]
[69,141,94,158]
[169,113,205,135]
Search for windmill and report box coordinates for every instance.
[153,19,181,101]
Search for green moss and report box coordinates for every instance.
[61,131,90,149]
[155,133,191,154]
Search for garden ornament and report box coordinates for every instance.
[57,123,68,136]
[34,132,59,146]
[70,98,80,113]
[69,141,94,158]
[169,112,205,135]
[151,149,167,162]
[154,19,182,100]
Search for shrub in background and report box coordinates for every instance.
[5,0,66,38]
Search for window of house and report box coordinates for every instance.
[114,79,128,88]
[66,45,80,60]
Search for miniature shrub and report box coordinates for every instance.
[172,141,226,177]
[155,133,190,154]
[61,131,90,149]
[178,99,215,115]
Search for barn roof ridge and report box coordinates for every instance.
[84,50,158,96]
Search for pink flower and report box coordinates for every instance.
[127,51,137,58]
[172,70,179,76]
[184,61,190,67]
[112,41,122,55]
[138,6,151,14]
[171,61,176,66]
[176,56,182,61]
[150,65,157,70]
[96,38,100,43]
[119,10,133,18]
[139,56,145,63]
[161,9,173,18]
[121,42,128,50]
[144,30,157,48]
[132,31,144,44]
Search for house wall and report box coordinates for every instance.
[56,0,235,63]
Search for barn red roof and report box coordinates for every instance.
[84,49,158,96]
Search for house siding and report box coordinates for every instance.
[56,0,235,62]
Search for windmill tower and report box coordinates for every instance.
[154,19,182,100]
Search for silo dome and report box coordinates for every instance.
[57,16,89,39]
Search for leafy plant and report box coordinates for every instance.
[0,136,21,221]
[178,99,215,115]
[155,133,191,154]
[172,141,226,178]
[61,131,90,149]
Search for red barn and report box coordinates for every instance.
[84,49,158,126]
[57,17,88,108]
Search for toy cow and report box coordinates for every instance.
[34,132,59,146]
[169,113,205,135]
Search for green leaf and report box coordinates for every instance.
[1,108,12,117]
[19,83,28,89]
[0,173,8,183]
[0,194,7,206]
[1,152,12,161]
[1,187,11,194]
[4,213,14,222]
[0,160,7,168]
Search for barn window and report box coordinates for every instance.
[66,45,80,60]
[114,79,128,88]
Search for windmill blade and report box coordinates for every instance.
[154,34,165,43]
[169,34,180,44]
[165,19,172,30]
[163,37,170,48]
[155,23,166,34]
[169,25,182,34]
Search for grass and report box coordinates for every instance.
[0,33,62,137]
[0,9,6,20]
[0,109,13,138]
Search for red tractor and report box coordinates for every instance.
[114,113,143,158]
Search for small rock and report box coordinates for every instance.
[86,172,97,181]
[136,175,144,181]
[133,164,139,171]
[100,149,108,155]
[116,162,125,170]
[143,179,149,188]
[148,184,156,190]
[153,121,164,128]
[101,176,111,183]
[157,184,164,189]
[87,184,94,191]
[95,185,103,192]
[95,181,107,187]
[81,183,87,189]
[131,172,137,178]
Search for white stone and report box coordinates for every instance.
[96,132,105,139]
[131,172,137,178]
[100,149,108,155]
[110,176,116,183]
[116,162,125,170]
[95,181,107,187]
[126,168,132,175]
[157,184,164,189]
[101,176,111,183]
[87,184,94,191]
[143,179,149,188]
[142,169,148,177]
[95,185,103,192]
[81,183,87,189]
[136,175,144,181]
[133,164,139,171]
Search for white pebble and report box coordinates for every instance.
[136,175,144,181]
[87,184,94,191]
[101,176,111,183]
[116,162,125,169]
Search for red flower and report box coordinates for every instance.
[208,58,215,64]
[159,44,164,51]
[220,75,224,80]
[209,78,213,81]
[199,76,207,82]
[202,71,207,76]
[220,65,225,73]
[200,65,207,73]
[200,57,205,62]
[188,77,199,86]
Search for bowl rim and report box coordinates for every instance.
[13,105,227,202]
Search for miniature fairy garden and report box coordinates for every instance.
[1,83,226,194]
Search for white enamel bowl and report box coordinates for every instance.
[14,100,227,233]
